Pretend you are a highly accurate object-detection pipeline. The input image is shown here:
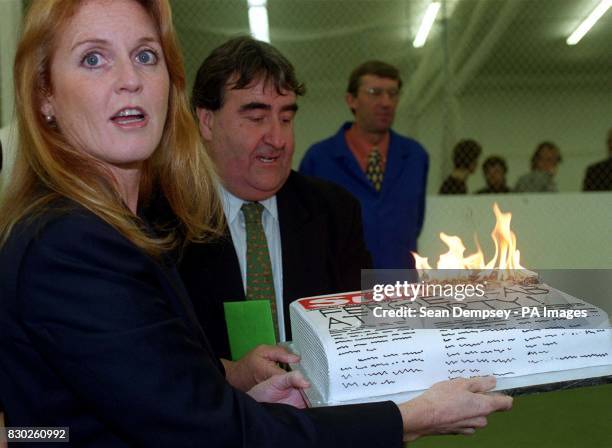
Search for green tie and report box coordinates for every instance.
[241,202,278,339]
[366,146,384,191]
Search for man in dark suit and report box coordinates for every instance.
[180,37,371,375]
[583,128,612,191]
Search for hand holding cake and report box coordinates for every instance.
[247,371,310,409]
[399,376,513,442]
[222,345,300,391]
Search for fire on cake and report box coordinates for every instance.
[411,203,533,282]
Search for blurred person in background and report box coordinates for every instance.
[439,139,482,194]
[583,128,612,191]
[0,0,512,446]
[477,155,511,194]
[514,141,561,192]
[300,61,429,269]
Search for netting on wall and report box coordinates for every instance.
[1,0,610,194]
[169,0,612,194]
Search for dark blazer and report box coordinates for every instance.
[179,171,372,359]
[583,157,612,191]
[0,202,401,447]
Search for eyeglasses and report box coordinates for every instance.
[361,87,400,100]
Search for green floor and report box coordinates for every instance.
[412,383,612,448]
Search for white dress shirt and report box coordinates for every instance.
[219,185,286,342]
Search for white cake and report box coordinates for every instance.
[290,281,612,404]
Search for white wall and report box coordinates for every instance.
[0,124,17,194]
[418,193,612,269]
[409,86,612,194]
[293,84,353,167]
[0,0,21,127]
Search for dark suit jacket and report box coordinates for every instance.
[583,157,612,191]
[0,201,401,447]
[179,171,372,359]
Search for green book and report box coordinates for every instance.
[224,300,277,360]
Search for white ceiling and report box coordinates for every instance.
[172,0,611,104]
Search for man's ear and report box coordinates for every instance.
[345,93,357,115]
[196,107,215,141]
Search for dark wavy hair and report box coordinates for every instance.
[482,156,507,174]
[452,139,482,169]
[531,141,561,170]
[191,36,305,111]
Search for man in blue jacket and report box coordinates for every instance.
[300,61,429,269]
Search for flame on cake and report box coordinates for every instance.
[412,203,527,280]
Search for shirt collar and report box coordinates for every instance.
[345,124,390,159]
[334,121,395,156]
[218,184,278,224]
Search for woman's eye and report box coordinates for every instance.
[136,49,158,65]
[82,52,104,68]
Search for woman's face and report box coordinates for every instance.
[41,0,169,178]
[536,147,560,174]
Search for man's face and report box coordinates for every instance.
[485,164,506,188]
[346,74,400,133]
[197,77,297,201]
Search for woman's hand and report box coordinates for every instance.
[247,371,310,409]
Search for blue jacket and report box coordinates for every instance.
[300,122,429,269]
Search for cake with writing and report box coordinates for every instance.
[289,281,612,404]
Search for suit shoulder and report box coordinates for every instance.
[392,131,429,159]
[5,203,142,272]
[31,207,122,247]
[4,203,89,247]
[587,158,612,171]
[286,171,360,208]
[303,134,338,160]
[0,204,136,301]
[308,133,338,151]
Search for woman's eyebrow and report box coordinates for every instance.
[71,36,160,52]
